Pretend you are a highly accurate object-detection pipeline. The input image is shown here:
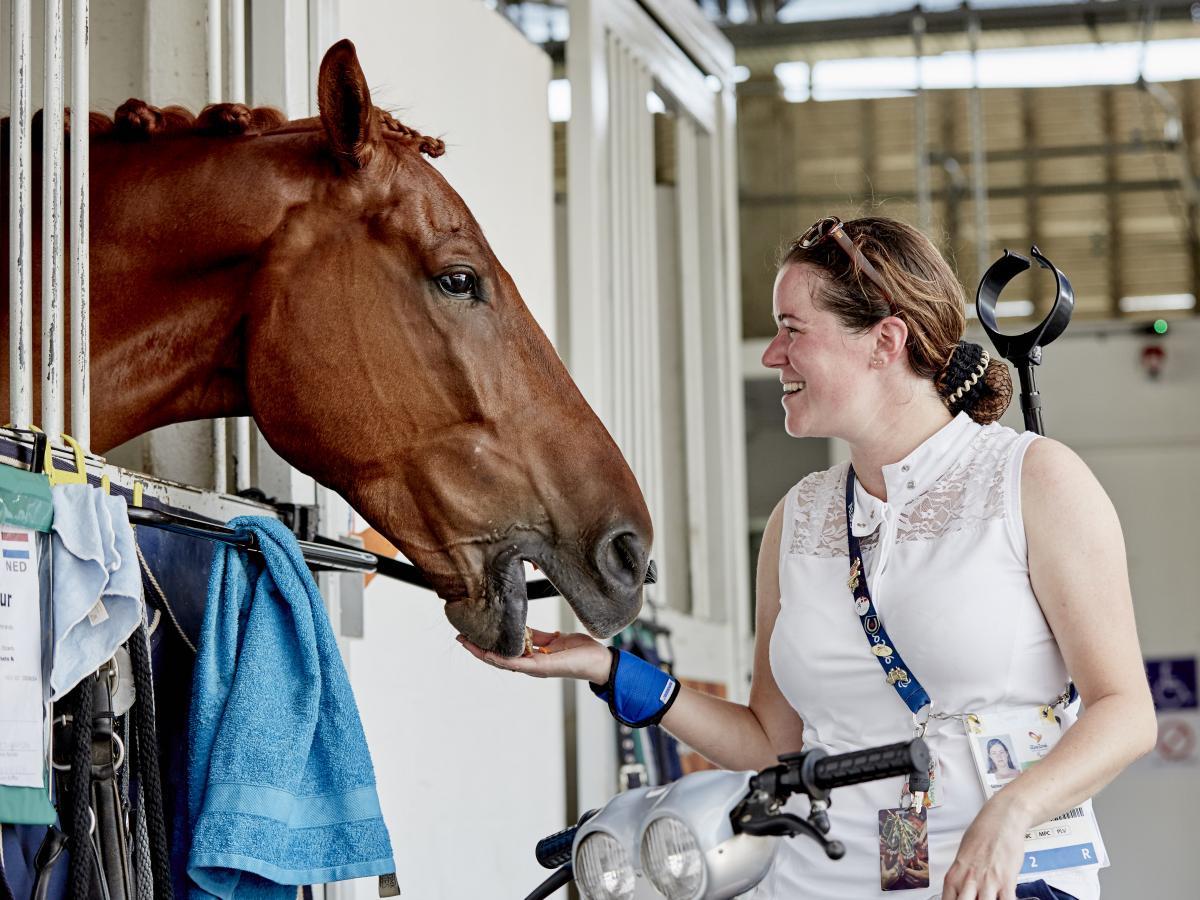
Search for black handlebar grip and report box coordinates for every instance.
[535,810,598,870]
[811,740,930,791]
[535,826,578,870]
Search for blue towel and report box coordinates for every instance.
[187,516,395,899]
[49,485,142,700]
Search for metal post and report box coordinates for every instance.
[207,0,229,490]
[70,0,90,446]
[9,0,33,428]
[913,12,932,235]
[42,0,66,442]
[967,13,990,279]
[229,0,246,103]
[234,419,251,491]
[206,0,222,102]
[227,0,252,493]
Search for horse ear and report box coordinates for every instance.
[318,39,375,170]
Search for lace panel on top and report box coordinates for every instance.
[788,426,1019,558]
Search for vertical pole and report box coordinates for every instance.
[69,0,90,446]
[1103,88,1123,317]
[228,0,246,103]
[234,418,251,491]
[207,0,228,490]
[42,0,66,442]
[968,13,990,280]
[913,13,932,235]
[206,0,222,103]
[9,0,33,428]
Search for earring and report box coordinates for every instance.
[871,358,883,367]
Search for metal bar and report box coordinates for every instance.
[675,116,711,619]
[9,0,33,428]
[127,506,378,573]
[207,0,228,489]
[228,0,246,102]
[861,99,877,202]
[212,420,226,490]
[124,506,660,595]
[741,178,1195,206]
[967,14,990,280]
[1103,88,1123,317]
[41,0,66,442]
[1021,90,1042,314]
[605,33,624,449]
[234,417,251,491]
[941,102,962,273]
[913,12,931,235]
[626,49,642,500]
[206,0,222,102]
[720,0,1200,49]
[640,63,665,607]
[69,0,90,446]
[625,46,639,471]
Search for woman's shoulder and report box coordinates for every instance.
[779,461,850,559]
[789,459,850,504]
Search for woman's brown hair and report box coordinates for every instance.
[779,216,1012,424]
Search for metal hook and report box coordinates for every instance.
[974,245,1076,435]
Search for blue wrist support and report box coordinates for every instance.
[590,648,680,728]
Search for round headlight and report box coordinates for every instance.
[640,816,705,900]
[575,832,637,900]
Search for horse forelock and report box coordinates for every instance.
[20,99,447,158]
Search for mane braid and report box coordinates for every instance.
[6,101,445,159]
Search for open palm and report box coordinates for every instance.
[457,628,610,683]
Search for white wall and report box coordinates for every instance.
[980,318,1200,899]
[330,3,563,898]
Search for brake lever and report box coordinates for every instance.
[737,811,846,860]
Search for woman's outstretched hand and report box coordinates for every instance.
[456,628,612,684]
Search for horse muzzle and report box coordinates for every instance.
[443,526,650,657]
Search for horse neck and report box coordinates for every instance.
[87,134,312,451]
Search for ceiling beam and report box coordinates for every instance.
[720,0,1199,49]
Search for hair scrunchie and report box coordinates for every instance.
[940,341,991,415]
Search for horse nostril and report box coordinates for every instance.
[599,530,649,590]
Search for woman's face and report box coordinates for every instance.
[761,263,874,439]
[989,743,1010,769]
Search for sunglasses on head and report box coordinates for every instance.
[798,216,894,308]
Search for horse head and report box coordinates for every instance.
[243,41,651,656]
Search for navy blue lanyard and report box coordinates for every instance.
[846,466,931,715]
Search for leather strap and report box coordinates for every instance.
[89,675,132,900]
[31,827,68,900]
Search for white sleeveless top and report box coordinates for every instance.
[761,413,1100,899]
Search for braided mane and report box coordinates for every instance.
[7,100,445,158]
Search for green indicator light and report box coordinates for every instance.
[1154,319,1169,335]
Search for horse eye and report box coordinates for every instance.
[437,272,477,299]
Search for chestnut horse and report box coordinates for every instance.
[1,39,651,657]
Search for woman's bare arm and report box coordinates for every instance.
[458,497,806,773]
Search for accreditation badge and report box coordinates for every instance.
[965,707,1109,876]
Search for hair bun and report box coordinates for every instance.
[938,342,1013,424]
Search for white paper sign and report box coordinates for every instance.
[0,526,47,788]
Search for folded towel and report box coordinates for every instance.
[187,516,394,899]
[49,485,142,700]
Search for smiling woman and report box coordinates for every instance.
[477,214,1156,900]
